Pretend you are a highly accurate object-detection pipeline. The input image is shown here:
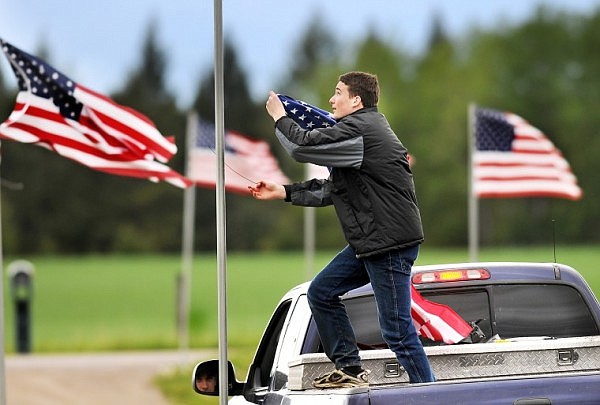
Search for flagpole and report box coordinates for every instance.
[0,160,7,405]
[213,0,229,403]
[178,113,198,354]
[468,102,479,262]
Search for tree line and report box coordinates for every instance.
[0,5,598,254]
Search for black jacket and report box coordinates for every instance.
[277,107,423,258]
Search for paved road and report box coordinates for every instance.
[5,350,213,405]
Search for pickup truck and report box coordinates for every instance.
[193,262,600,404]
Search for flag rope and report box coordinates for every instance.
[202,144,259,185]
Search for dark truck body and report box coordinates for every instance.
[196,262,600,404]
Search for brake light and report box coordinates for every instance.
[412,268,490,284]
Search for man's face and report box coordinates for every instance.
[329,81,360,120]
[196,375,217,393]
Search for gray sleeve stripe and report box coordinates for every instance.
[275,128,363,169]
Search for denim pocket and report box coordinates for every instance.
[397,245,419,275]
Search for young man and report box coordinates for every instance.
[250,71,435,387]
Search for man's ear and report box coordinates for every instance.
[352,95,362,108]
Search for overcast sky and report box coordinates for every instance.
[1,0,599,108]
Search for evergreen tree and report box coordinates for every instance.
[107,20,187,252]
[190,39,293,251]
[409,15,470,246]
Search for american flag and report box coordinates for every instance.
[278,94,336,129]
[279,94,472,343]
[410,284,474,344]
[279,94,334,179]
[474,108,582,200]
[0,39,191,188]
[187,118,289,194]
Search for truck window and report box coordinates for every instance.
[421,289,493,342]
[492,284,599,338]
[251,299,292,386]
[423,284,599,340]
[345,295,388,349]
[300,295,386,353]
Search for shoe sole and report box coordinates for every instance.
[313,381,368,389]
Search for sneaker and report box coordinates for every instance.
[312,368,369,389]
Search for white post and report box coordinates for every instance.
[468,103,479,262]
[304,163,329,279]
[304,207,316,280]
[179,113,198,354]
[304,163,316,280]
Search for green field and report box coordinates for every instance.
[3,246,599,353]
[2,247,599,404]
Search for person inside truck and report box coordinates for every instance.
[195,374,216,393]
[194,362,218,394]
[249,71,435,388]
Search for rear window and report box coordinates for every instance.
[491,284,599,338]
[422,284,599,340]
[303,284,600,351]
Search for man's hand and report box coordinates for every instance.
[248,180,286,200]
[265,91,286,122]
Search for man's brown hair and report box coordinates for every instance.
[339,71,379,108]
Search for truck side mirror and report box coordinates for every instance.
[192,360,244,396]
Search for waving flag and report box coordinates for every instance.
[188,118,289,194]
[474,108,582,200]
[0,39,191,188]
[280,94,471,343]
[410,285,473,344]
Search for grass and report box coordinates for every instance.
[2,246,599,404]
[2,252,319,352]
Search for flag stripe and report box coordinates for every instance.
[75,85,177,161]
[475,180,582,200]
[476,166,576,181]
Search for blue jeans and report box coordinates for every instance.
[307,244,435,383]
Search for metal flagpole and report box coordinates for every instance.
[0,160,7,405]
[178,113,198,354]
[213,0,229,403]
[467,102,479,262]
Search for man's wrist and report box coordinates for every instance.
[283,185,291,202]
